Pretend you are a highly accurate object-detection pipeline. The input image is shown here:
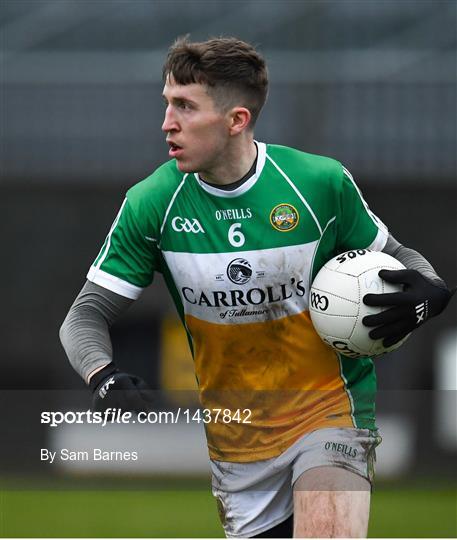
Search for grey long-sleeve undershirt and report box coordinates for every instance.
[59,234,445,384]
[59,281,134,383]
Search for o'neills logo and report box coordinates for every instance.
[324,441,358,458]
[270,203,299,232]
[181,278,306,308]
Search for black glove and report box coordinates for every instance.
[89,363,154,413]
[363,269,455,348]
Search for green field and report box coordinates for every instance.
[1,478,456,537]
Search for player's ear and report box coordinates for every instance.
[228,107,251,135]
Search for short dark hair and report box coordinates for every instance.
[163,36,268,128]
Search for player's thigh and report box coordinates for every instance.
[293,466,370,538]
[211,458,294,538]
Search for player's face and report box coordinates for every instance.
[161,76,230,174]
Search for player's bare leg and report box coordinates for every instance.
[293,466,371,538]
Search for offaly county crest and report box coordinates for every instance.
[270,203,299,232]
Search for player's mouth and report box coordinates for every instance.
[167,141,183,158]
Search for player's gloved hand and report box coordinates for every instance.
[89,363,154,413]
[362,269,455,347]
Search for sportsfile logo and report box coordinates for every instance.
[171,216,205,234]
[415,301,428,325]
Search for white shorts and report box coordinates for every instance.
[211,427,381,538]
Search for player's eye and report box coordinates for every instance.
[177,101,192,110]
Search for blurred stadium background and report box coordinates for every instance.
[1,0,456,537]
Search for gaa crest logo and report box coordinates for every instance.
[310,292,329,311]
[226,258,252,285]
[270,203,299,232]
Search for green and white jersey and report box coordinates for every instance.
[88,142,388,462]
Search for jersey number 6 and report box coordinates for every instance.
[228,223,245,247]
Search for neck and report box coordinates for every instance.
[199,137,257,185]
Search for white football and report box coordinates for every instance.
[309,249,410,358]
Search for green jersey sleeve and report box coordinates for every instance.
[336,166,388,252]
[87,196,160,299]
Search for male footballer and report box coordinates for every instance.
[60,37,454,538]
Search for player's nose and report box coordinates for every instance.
[161,106,179,132]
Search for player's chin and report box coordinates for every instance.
[175,159,193,173]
